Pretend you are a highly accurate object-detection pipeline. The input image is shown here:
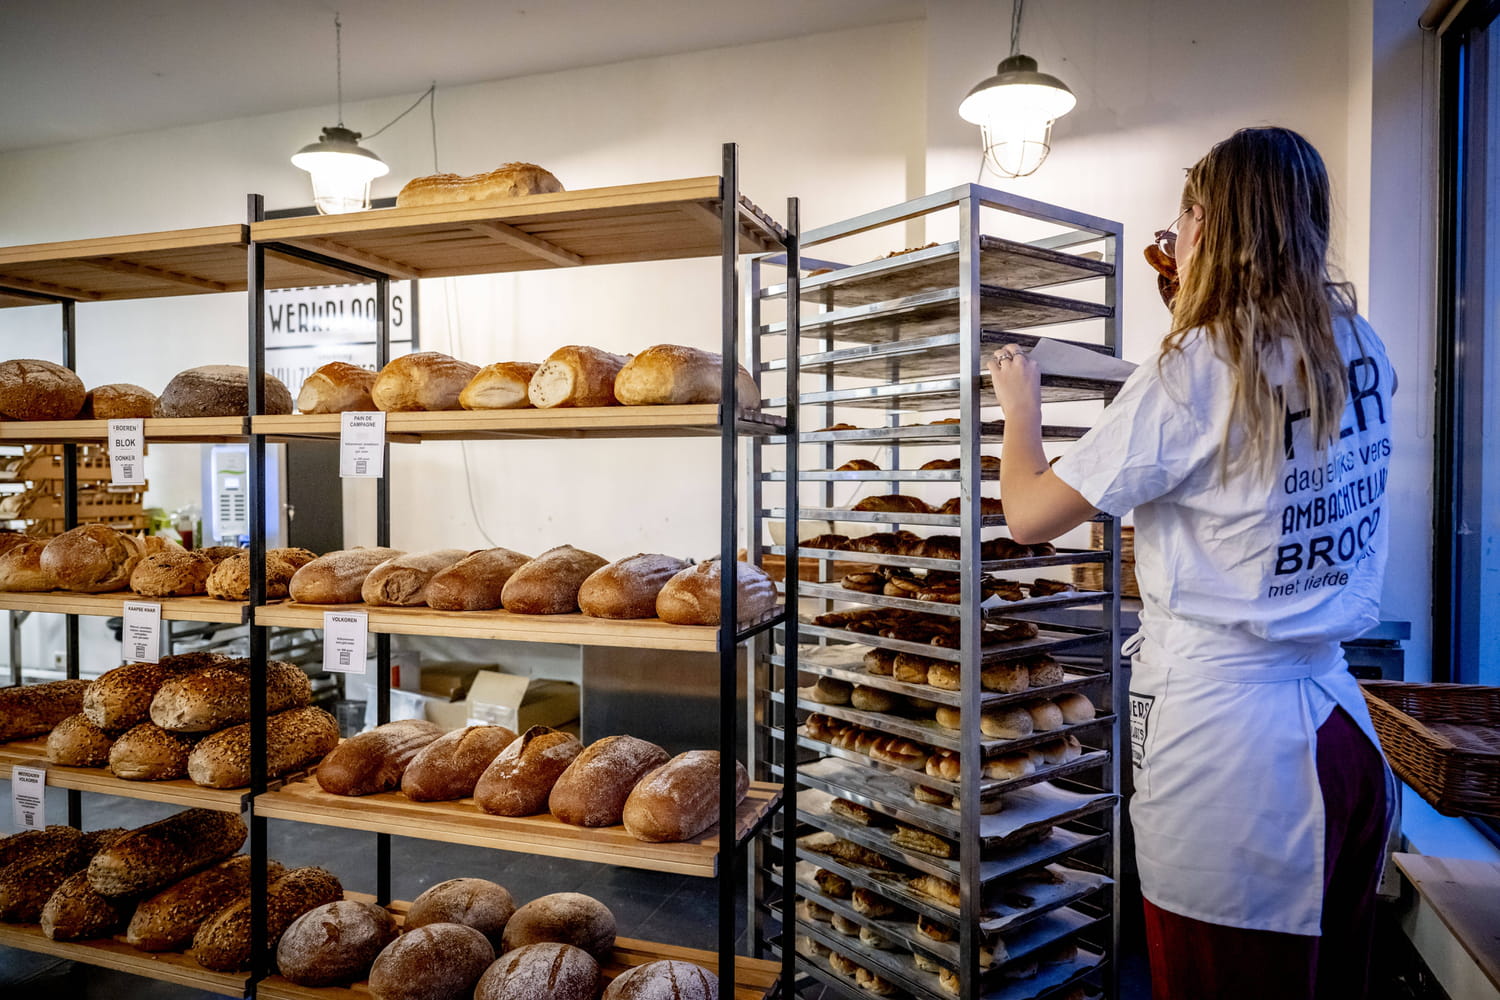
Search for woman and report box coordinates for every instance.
[989,127,1394,1000]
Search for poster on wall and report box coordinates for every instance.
[265,282,416,394]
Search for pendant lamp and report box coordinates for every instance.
[958,0,1076,178]
[291,15,388,214]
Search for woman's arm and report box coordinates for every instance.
[987,349,1099,544]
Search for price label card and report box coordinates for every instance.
[340,412,386,478]
[324,611,369,674]
[11,766,45,831]
[108,418,146,486]
[122,601,162,663]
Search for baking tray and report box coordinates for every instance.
[762,468,1001,482]
[796,581,1109,620]
[774,373,1121,412]
[761,285,1112,343]
[766,330,1113,383]
[770,420,1092,446]
[771,543,1108,575]
[772,505,1008,528]
[786,621,1110,666]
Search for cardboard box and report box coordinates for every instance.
[463,672,580,733]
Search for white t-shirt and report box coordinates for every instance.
[1053,314,1393,660]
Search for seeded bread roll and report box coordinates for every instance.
[578,553,691,619]
[424,547,532,611]
[527,345,630,409]
[405,877,515,951]
[315,718,445,796]
[150,658,311,732]
[187,705,341,789]
[46,713,116,767]
[289,546,406,604]
[0,678,90,741]
[276,899,398,986]
[42,868,131,940]
[1027,656,1066,686]
[206,547,315,601]
[40,524,140,593]
[459,362,541,410]
[501,892,615,959]
[549,735,670,827]
[107,723,197,781]
[655,559,778,626]
[155,365,291,417]
[0,359,86,420]
[296,361,378,414]
[371,352,480,412]
[602,960,718,1000]
[400,725,518,801]
[501,545,609,615]
[126,855,285,951]
[193,866,344,972]
[129,548,213,597]
[83,652,227,732]
[368,921,495,1000]
[0,537,55,591]
[81,383,157,420]
[475,942,599,1000]
[622,750,750,843]
[613,344,760,408]
[474,726,584,817]
[362,548,470,606]
[981,705,1035,739]
[87,808,247,897]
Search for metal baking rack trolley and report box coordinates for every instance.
[750,186,1126,1000]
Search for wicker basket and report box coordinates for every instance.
[1361,680,1500,818]
[1073,524,1139,598]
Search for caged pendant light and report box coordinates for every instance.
[958,0,1076,178]
[291,13,389,214]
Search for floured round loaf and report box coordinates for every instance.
[476,942,599,1000]
[0,537,53,591]
[0,359,86,420]
[602,959,718,1000]
[289,546,405,604]
[396,163,564,208]
[154,365,292,417]
[368,922,494,1000]
[130,548,213,597]
[424,547,531,611]
[41,524,140,592]
[361,548,470,606]
[614,344,761,408]
[405,877,515,950]
[297,361,378,413]
[460,362,540,410]
[401,725,517,801]
[276,899,398,987]
[125,854,285,951]
[501,545,608,615]
[501,892,615,959]
[527,346,630,409]
[578,553,690,620]
[187,705,340,789]
[316,718,445,796]
[371,352,479,412]
[622,750,750,843]
[81,383,157,419]
[549,735,669,827]
[193,865,344,972]
[46,713,116,767]
[474,726,584,817]
[655,559,778,626]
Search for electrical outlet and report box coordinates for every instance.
[51,650,66,671]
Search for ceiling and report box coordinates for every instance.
[0,0,925,154]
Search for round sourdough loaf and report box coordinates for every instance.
[500,892,615,959]
[371,352,479,411]
[276,899,398,986]
[602,960,718,1000]
[296,361,378,414]
[0,537,55,591]
[654,559,777,626]
[404,877,515,950]
[40,524,140,593]
[129,549,213,597]
[475,942,599,1000]
[0,359,86,420]
[154,365,292,417]
[81,383,157,419]
[368,922,494,1000]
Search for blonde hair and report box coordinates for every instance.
[1164,127,1357,481]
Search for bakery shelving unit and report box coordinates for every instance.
[749,185,1125,1000]
[0,225,347,996]
[240,144,795,995]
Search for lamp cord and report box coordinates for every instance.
[335,13,344,126]
[1010,0,1023,57]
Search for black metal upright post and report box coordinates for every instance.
[61,299,82,830]
[718,141,740,994]
[246,193,271,984]
[375,274,393,906]
[778,199,801,996]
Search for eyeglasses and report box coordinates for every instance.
[1153,208,1190,261]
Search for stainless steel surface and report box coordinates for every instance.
[579,645,747,754]
[771,542,1108,574]
[772,420,1092,445]
[774,372,1121,411]
[761,285,1111,343]
[789,622,1110,666]
[795,580,1110,620]
[772,506,1008,527]
[763,329,1113,383]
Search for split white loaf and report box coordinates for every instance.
[289,547,405,604]
[527,345,630,408]
[613,344,760,407]
[296,361,378,413]
[361,548,469,606]
[460,362,540,410]
[371,352,479,412]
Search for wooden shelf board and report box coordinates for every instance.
[0,922,249,997]
[0,417,249,444]
[1392,853,1500,991]
[253,405,784,442]
[255,601,727,651]
[255,778,779,877]
[0,738,248,812]
[0,592,248,624]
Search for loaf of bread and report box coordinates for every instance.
[81,383,157,420]
[108,723,197,781]
[0,826,83,870]
[0,359,85,420]
[289,547,405,604]
[475,942,600,1000]
[400,725,517,801]
[474,726,584,817]
[981,706,1034,739]
[395,163,564,207]
[0,839,97,922]
[603,960,717,1000]
[613,344,760,408]
[150,658,311,732]
[155,365,292,417]
[188,705,341,789]
[501,892,615,959]
[87,808,246,897]
[0,537,55,591]
[655,559,778,626]
[501,545,609,615]
[83,652,225,732]
[361,548,470,606]
[368,921,495,1000]
[527,345,630,408]
[275,898,398,986]
[424,547,532,611]
[578,553,690,619]
[315,718,445,796]
[129,548,214,597]
[851,495,930,514]
[550,735,670,827]
[199,545,244,564]
[0,679,90,741]
[1055,693,1096,723]
[41,869,131,940]
[296,361,378,413]
[46,713,115,767]
[41,524,140,592]
[193,866,344,972]
[405,877,515,950]
[206,546,315,600]
[621,750,749,843]
[460,362,541,410]
[371,352,480,412]
[126,855,284,951]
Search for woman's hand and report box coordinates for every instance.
[987,347,1041,418]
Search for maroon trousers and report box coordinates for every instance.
[1142,706,1389,1000]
